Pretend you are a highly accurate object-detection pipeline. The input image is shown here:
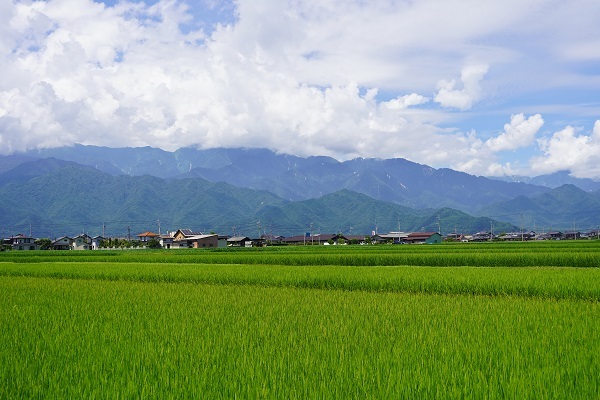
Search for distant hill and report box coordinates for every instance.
[0,160,286,238]
[255,190,514,236]
[0,159,515,238]
[478,184,600,231]
[0,154,36,175]
[490,171,600,192]
[13,145,550,213]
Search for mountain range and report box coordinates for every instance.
[6,144,556,211]
[1,144,599,238]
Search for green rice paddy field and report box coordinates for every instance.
[1,242,599,398]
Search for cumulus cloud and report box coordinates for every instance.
[382,94,430,110]
[0,0,599,178]
[530,121,600,178]
[434,65,489,110]
[486,114,544,151]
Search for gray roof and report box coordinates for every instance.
[227,236,250,242]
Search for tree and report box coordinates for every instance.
[146,238,162,249]
[35,238,52,250]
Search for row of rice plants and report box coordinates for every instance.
[4,239,600,266]
[4,247,600,267]
[1,276,597,398]
[2,262,599,300]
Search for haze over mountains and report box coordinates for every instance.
[6,144,554,211]
[1,145,599,238]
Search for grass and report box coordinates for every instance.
[1,243,599,398]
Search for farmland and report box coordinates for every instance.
[1,242,599,398]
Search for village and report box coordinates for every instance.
[2,227,599,251]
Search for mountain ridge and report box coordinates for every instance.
[0,159,516,238]
[7,144,552,214]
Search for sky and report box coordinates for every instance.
[1,0,599,178]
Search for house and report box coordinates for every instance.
[315,234,348,245]
[71,234,92,250]
[159,235,174,249]
[173,229,204,241]
[281,234,347,245]
[470,231,495,242]
[536,231,563,240]
[378,232,409,244]
[251,237,267,247]
[91,236,104,250]
[585,230,600,240]
[227,236,252,247]
[137,231,160,242]
[370,234,387,244]
[564,231,581,240]
[218,235,229,248]
[499,232,534,241]
[176,234,218,249]
[52,236,73,250]
[261,234,284,244]
[281,235,311,245]
[405,232,442,244]
[445,233,467,242]
[8,234,38,250]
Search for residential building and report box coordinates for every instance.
[405,232,442,244]
[137,231,160,242]
[227,236,252,247]
[91,236,104,250]
[470,231,495,242]
[159,235,174,249]
[175,234,218,249]
[71,234,92,250]
[378,232,409,243]
[173,229,204,241]
[52,236,73,250]
[8,234,38,250]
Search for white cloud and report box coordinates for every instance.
[382,94,429,110]
[485,114,544,151]
[434,65,489,110]
[0,0,599,178]
[530,121,600,178]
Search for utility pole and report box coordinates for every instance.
[437,215,441,235]
[520,213,524,241]
[102,222,106,238]
[157,220,161,235]
[127,226,131,241]
[490,221,494,241]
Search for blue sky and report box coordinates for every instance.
[1,0,599,178]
